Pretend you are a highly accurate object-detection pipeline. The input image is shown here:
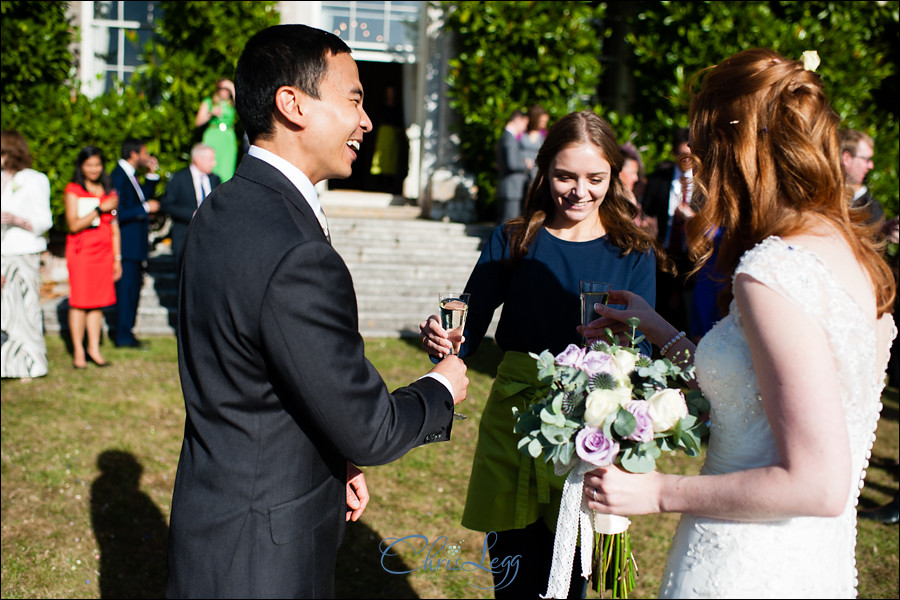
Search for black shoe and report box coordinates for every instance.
[859,497,900,524]
[116,339,146,349]
[87,354,112,367]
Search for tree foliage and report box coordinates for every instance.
[443,1,605,218]
[443,0,899,220]
[0,1,74,108]
[0,1,279,229]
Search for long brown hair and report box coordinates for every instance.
[505,110,669,269]
[686,48,895,316]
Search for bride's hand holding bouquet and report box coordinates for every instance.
[513,299,709,598]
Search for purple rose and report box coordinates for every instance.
[555,344,586,369]
[580,350,616,378]
[625,401,654,443]
[575,426,620,467]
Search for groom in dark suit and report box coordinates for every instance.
[160,143,220,269]
[165,24,469,599]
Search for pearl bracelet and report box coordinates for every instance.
[660,331,686,357]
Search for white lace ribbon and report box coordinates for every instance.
[541,460,631,599]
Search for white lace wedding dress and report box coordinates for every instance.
[658,237,896,599]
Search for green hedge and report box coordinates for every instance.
[443,1,899,223]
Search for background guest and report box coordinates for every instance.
[640,126,695,336]
[110,137,159,349]
[838,128,884,225]
[368,85,409,196]
[520,103,549,193]
[495,109,529,224]
[64,146,121,369]
[194,78,237,182]
[1,130,52,380]
[160,143,220,269]
[619,141,657,237]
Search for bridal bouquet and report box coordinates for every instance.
[512,319,708,598]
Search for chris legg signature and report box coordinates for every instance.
[378,532,520,590]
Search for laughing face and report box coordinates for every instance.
[299,52,372,184]
[547,143,612,230]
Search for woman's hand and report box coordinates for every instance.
[113,259,123,282]
[583,465,666,516]
[1,211,32,231]
[578,289,675,349]
[418,314,458,359]
[99,195,118,213]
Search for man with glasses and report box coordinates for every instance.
[838,128,884,224]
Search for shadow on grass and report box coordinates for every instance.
[91,450,168,599]
[336,519,419,599]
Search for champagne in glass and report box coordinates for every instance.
[439,292,470,420]
[580,281,611,345]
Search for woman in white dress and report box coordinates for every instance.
[1,130,52,380]
[579,48,896,598]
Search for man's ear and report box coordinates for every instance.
[274,86,305,128]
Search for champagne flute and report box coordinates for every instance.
[439,292,470,420]
[580,281,611,346]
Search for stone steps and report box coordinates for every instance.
[40,211,499,339]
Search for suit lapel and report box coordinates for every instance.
[234,156,329,244]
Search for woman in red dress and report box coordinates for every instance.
[65,146,121,368]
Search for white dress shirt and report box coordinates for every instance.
[189,164,212,207]
[117,158,158,213]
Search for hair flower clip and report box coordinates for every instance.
[801,50,820,72]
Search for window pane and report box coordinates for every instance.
[357,8,385,44]
[390,15,417,48]
[123,30,152,65]
[97,27,119,64]
[94,1,117,20]
[124,1,160,26]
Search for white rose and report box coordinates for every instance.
[647,388,688,432]
[801,50,820,72]
[584,387,631,427]
[612,348,638,377]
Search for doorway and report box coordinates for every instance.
[329,61,408,195]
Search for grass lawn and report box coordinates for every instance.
[2,335,898,598]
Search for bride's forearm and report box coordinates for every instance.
[658,464,848,521]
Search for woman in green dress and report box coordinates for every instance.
[194,79,237,182]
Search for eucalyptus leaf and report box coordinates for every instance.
[621,446,656,473]
[612,407,637,438]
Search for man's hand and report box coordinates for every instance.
[430,355,468,406]
[346,463,369,522]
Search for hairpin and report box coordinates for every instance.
[801,50,820,72]
[729,120,740,125]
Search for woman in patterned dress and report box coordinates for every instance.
[1,130,52,380]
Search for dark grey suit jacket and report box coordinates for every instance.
[166,155,454,599]
[496,128,528,201]
[160,167,221,267]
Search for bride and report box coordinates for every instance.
[579,48,896,598]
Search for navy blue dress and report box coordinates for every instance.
[461,225,656,358]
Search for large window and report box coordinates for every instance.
[321,1,420,54]
[81,1,161,96]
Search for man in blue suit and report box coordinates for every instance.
[110,138,160,348]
